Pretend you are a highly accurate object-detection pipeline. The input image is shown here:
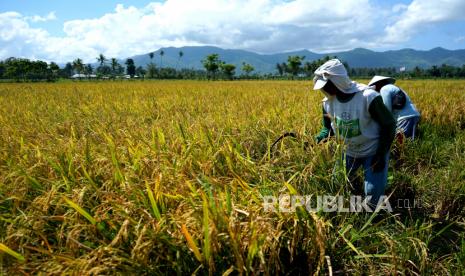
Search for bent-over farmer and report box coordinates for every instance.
[314,59,396,208]
[368,76,421,142]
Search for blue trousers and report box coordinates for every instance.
[346,153,389,207]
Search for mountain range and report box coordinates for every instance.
[126,46,465,74]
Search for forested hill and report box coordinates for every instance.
[128,46,465,73]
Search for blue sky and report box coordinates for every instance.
[1,0,465,62]
[0,0,157,35]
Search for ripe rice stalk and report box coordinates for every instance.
[180,224,202,262]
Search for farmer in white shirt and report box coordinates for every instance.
[314,60,396,208]
[368,76,421,141]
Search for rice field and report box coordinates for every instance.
[1,80,465,274]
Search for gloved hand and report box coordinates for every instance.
[370,154,386,173]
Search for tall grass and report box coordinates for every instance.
[0,80,464,274]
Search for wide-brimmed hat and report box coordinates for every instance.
[313,59,359,94]
[368,75,396,86]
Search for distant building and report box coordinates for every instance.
[123,75,139,79]
[71,74,97,79]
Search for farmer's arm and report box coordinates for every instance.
[369,96,396,156]
[315,107,333,143]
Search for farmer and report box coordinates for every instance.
[368,76,421,141]
[313,59,396,208]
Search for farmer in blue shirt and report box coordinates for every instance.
[368,76,421,141]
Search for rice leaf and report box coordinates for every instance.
[146,181,161,220]
[202,194,211,263]
[62,196,96,225]
[0,243,25,262]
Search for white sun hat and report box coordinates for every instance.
[368,75,396,86]
[313,59,360,94]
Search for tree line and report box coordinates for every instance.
[1,52,465,82]
[0,58,60,82]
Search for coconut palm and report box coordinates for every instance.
[176,50,184,70]
[72,58,84,80]
[159,49,164,68]
[97,54,106,66]
[110,58,119,78]
[72,58,84,74]
[148,52,156,78]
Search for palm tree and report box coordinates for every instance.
[159,49,164,68]
[148,52,155,78]
[97,54,106,66]
[72,58,84,79]
[176,50,184,70]
[72,58,84,73]
[276,63,284,77]
[110,58,119,78]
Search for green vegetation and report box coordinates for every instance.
[125,58,136,78]
[241,62,255,77]
[3,51,465,82]
[0,58,60,82]
[0,80,464,274]
[201,53,238,80]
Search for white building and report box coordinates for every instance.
[71,74,97,79]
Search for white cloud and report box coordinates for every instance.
[0,11,97,62]
[26,11,57,23]
[0,0,463,63]
[0,12,52,59]
[384,0,465,44]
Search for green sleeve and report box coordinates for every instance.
[368,96,396,156]
[315,106,333,143]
